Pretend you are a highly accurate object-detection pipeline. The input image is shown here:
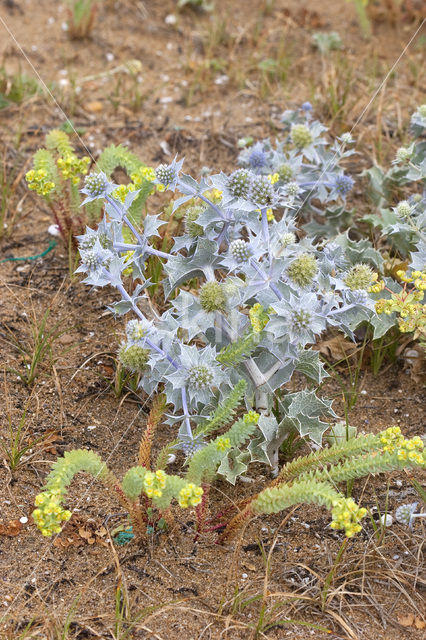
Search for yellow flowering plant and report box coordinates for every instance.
[371,269,426,340]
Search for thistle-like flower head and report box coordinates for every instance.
[199,281,227,313]
[395,502,418,529]
[187,364,215,390]
[334,174,354,197]
[154,156,183,190]
[248,174,275,207]
[280,232,296,248]
[395,200,412,218]
[229,239,252,263]
[344,264,376,291]
[287,253,318,288]
[126,318,151,342]
[277,163,294,182]
[118,344,150,372]
[394,146,412,164]
[227,169,252,199]
[290,124,313,148]
[81,171,113,203]
[184,205,204,237]
[248,143,268,170]
[78,239,113,274]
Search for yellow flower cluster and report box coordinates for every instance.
[216,437,231,452]
[243,410,260,424]
[25,169,55,196]
[57,154,90,183]
[131,166,164,193]
[178,483,203,508]
[268,173,279,184]
[122,250,135,277]
[249,303,269,333]
[32,490,72,537]
[143,470,167,499]
[368,279,385,294]
[204,188,222,202]
[374,270,425,335]
[112,183,136,203]
[330,498,367,537]
[131,166,156,185]
[379,426,424,465]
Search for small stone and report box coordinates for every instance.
[360,389,367,395]
[241,573,248,579]
[19,517,28,524]
[48,224,61,237]
[87,425,97,430]
[164,14,177,25]
[380,514,393,527]
[106,52,114,62]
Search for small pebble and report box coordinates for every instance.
[380,514,393,527]
[393,554,400,560]
[164,14,177,25]
[360,389,367,395]
[87,425,97,430]
[241,573,248,579]
[167,454,176,465]
[214,75,229,85]
[19,517,28,524]
[106,52,114,62]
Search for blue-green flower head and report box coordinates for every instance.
[154,156,184,190]
[268,293,326,346]
[248,174,275,207]
[229,239,251,263]
[290,124,313,148]
[395,200,412,218]
[77,238,113,274]
[176,433,205,457]
[187,364,215,390]
[118,343,150,372]
[81,171,115,203]
[333,174,354,197]
[338,132,354,145]
[285,182,300,198]
[395,502,418,529]
[126,318,151,342]
[199,281,227,313]
[227,169,252,199]
[287,252,318,288]
[248,143,268,170]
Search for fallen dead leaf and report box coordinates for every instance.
[315,334,359,362]
[0,519,23,536]
[85,100,103,113]
[397,612,414,627]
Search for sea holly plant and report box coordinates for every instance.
[75,122,382,474]
[362,103,426,262]
[236,103,357,238]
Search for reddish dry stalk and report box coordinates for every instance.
[129,499,147,542]
[138,395,166,469]
[218,503,255,544]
